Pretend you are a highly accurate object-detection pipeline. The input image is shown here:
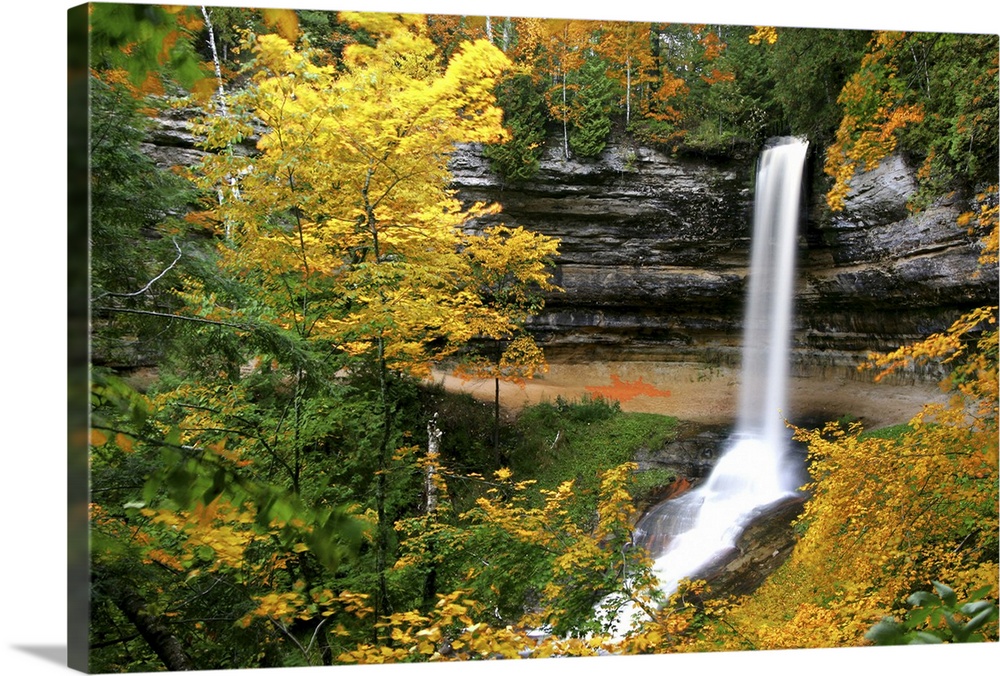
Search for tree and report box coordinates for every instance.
[454,225,561,464]
[88,72,196,368]
[89,368,370,670]
[425,14,491,62]
[483,73,549,183]
[88,3,210,95]
[824,31,998,211]
[534,19,592,159]
[666,24,768,153]
[731,26,871,148]
[188,10,516,627]
[866,581,998,645]
[379,461,658,655]
[568,55,620,158]
[895,33,999,203]
[630,23,689,145]
[824,32,928,210]
[596,21,656,125]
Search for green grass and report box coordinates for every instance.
[508,395,679,519]
[631,467,678,497]
[859,422,914,442]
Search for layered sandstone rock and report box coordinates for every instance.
[450,139,997,373]
[140,111,997,376]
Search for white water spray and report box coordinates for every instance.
[601,137,809,637]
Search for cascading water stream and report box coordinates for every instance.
[600,137,810,637]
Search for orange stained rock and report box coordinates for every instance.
[585,373,672,403]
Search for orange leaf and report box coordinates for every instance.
[115,433,134,453]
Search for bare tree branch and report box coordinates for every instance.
[93,306,249,330]
[93,238,183,302]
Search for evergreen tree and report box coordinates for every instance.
[483,73,548,182]
[569,56,620,158]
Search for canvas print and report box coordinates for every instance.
[71,2,999,673]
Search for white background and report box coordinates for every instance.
[3,1,997,674]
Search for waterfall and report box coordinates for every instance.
[601,137,809,637]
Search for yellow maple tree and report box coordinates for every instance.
[824,32,926,211]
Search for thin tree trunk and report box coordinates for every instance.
[562,72,569,159]
[200,6,227,117]
[202,6,237,240]
[374,335,392,632]
[423,414,442,606]
[501,18,511,52]
[364,169,392,635]
[492,339,502,466]
[425,414,441,513]
[626,56,632,124]
[494,377,502,466]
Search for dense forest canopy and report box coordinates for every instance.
[84,4,997,672]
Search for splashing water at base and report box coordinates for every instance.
[598,138,810,639]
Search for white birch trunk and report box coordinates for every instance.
[626,56,632,124]
[200,6,228,118]
[425,414,442,513]
[562,73,569,159]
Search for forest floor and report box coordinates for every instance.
[430,359,949,431]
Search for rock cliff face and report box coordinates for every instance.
[799,153,995,366]
[693,495,806,601]
[450,139,997,375]
[142,112,996,377]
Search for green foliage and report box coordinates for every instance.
[568,57,620,158]
[89,74,196,366]
[760,27,871,144]
[142,445,367,573]
[383,397,677,634]
[89,78,190,261]
[390,460,653,636]
[418,385,498,478]
[483,73,548,182]
[858,422,913,442]
[680,118,745,157]
[630,467,678,497]
[89,19,546,669]
[824,31,998,211]
[92,371,368,569]
[525,393,621,426]
[693,26,778,148]
[559,393,621,419]
[510,396,677,517]
[627,118,682,149]
[440,17,999,201]
[897,32,1000,202]
[866,582,999,645]
[89,3,208,90]
[198,6,264,61]
[295,9,367,63]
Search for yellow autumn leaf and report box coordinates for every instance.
[260,9,299,42]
